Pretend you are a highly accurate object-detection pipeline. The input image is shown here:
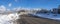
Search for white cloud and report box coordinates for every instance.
[6,9,11,11]
[0,5,6,13]
[8,3,12,7]
[13,7,21,11]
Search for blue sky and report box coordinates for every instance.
[0,0,60,10]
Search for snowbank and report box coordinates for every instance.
[0,13,20,24]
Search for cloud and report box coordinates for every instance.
[6,9,11,11]
[8,3,12,7]
[13,7,21,11]
[13,7,31,11]
[0,5,6,13]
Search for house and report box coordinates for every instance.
[52,8,58,14]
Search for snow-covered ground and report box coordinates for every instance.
[0,13,20,24]
[33,13,60,20]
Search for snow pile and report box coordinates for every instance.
[0,13,20,24]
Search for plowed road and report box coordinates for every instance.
[19,14,60,24]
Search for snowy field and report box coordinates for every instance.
[0,13,20,24]
[33,13,60,20]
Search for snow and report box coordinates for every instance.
[33,13,60,20]
[0,13,20,24]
